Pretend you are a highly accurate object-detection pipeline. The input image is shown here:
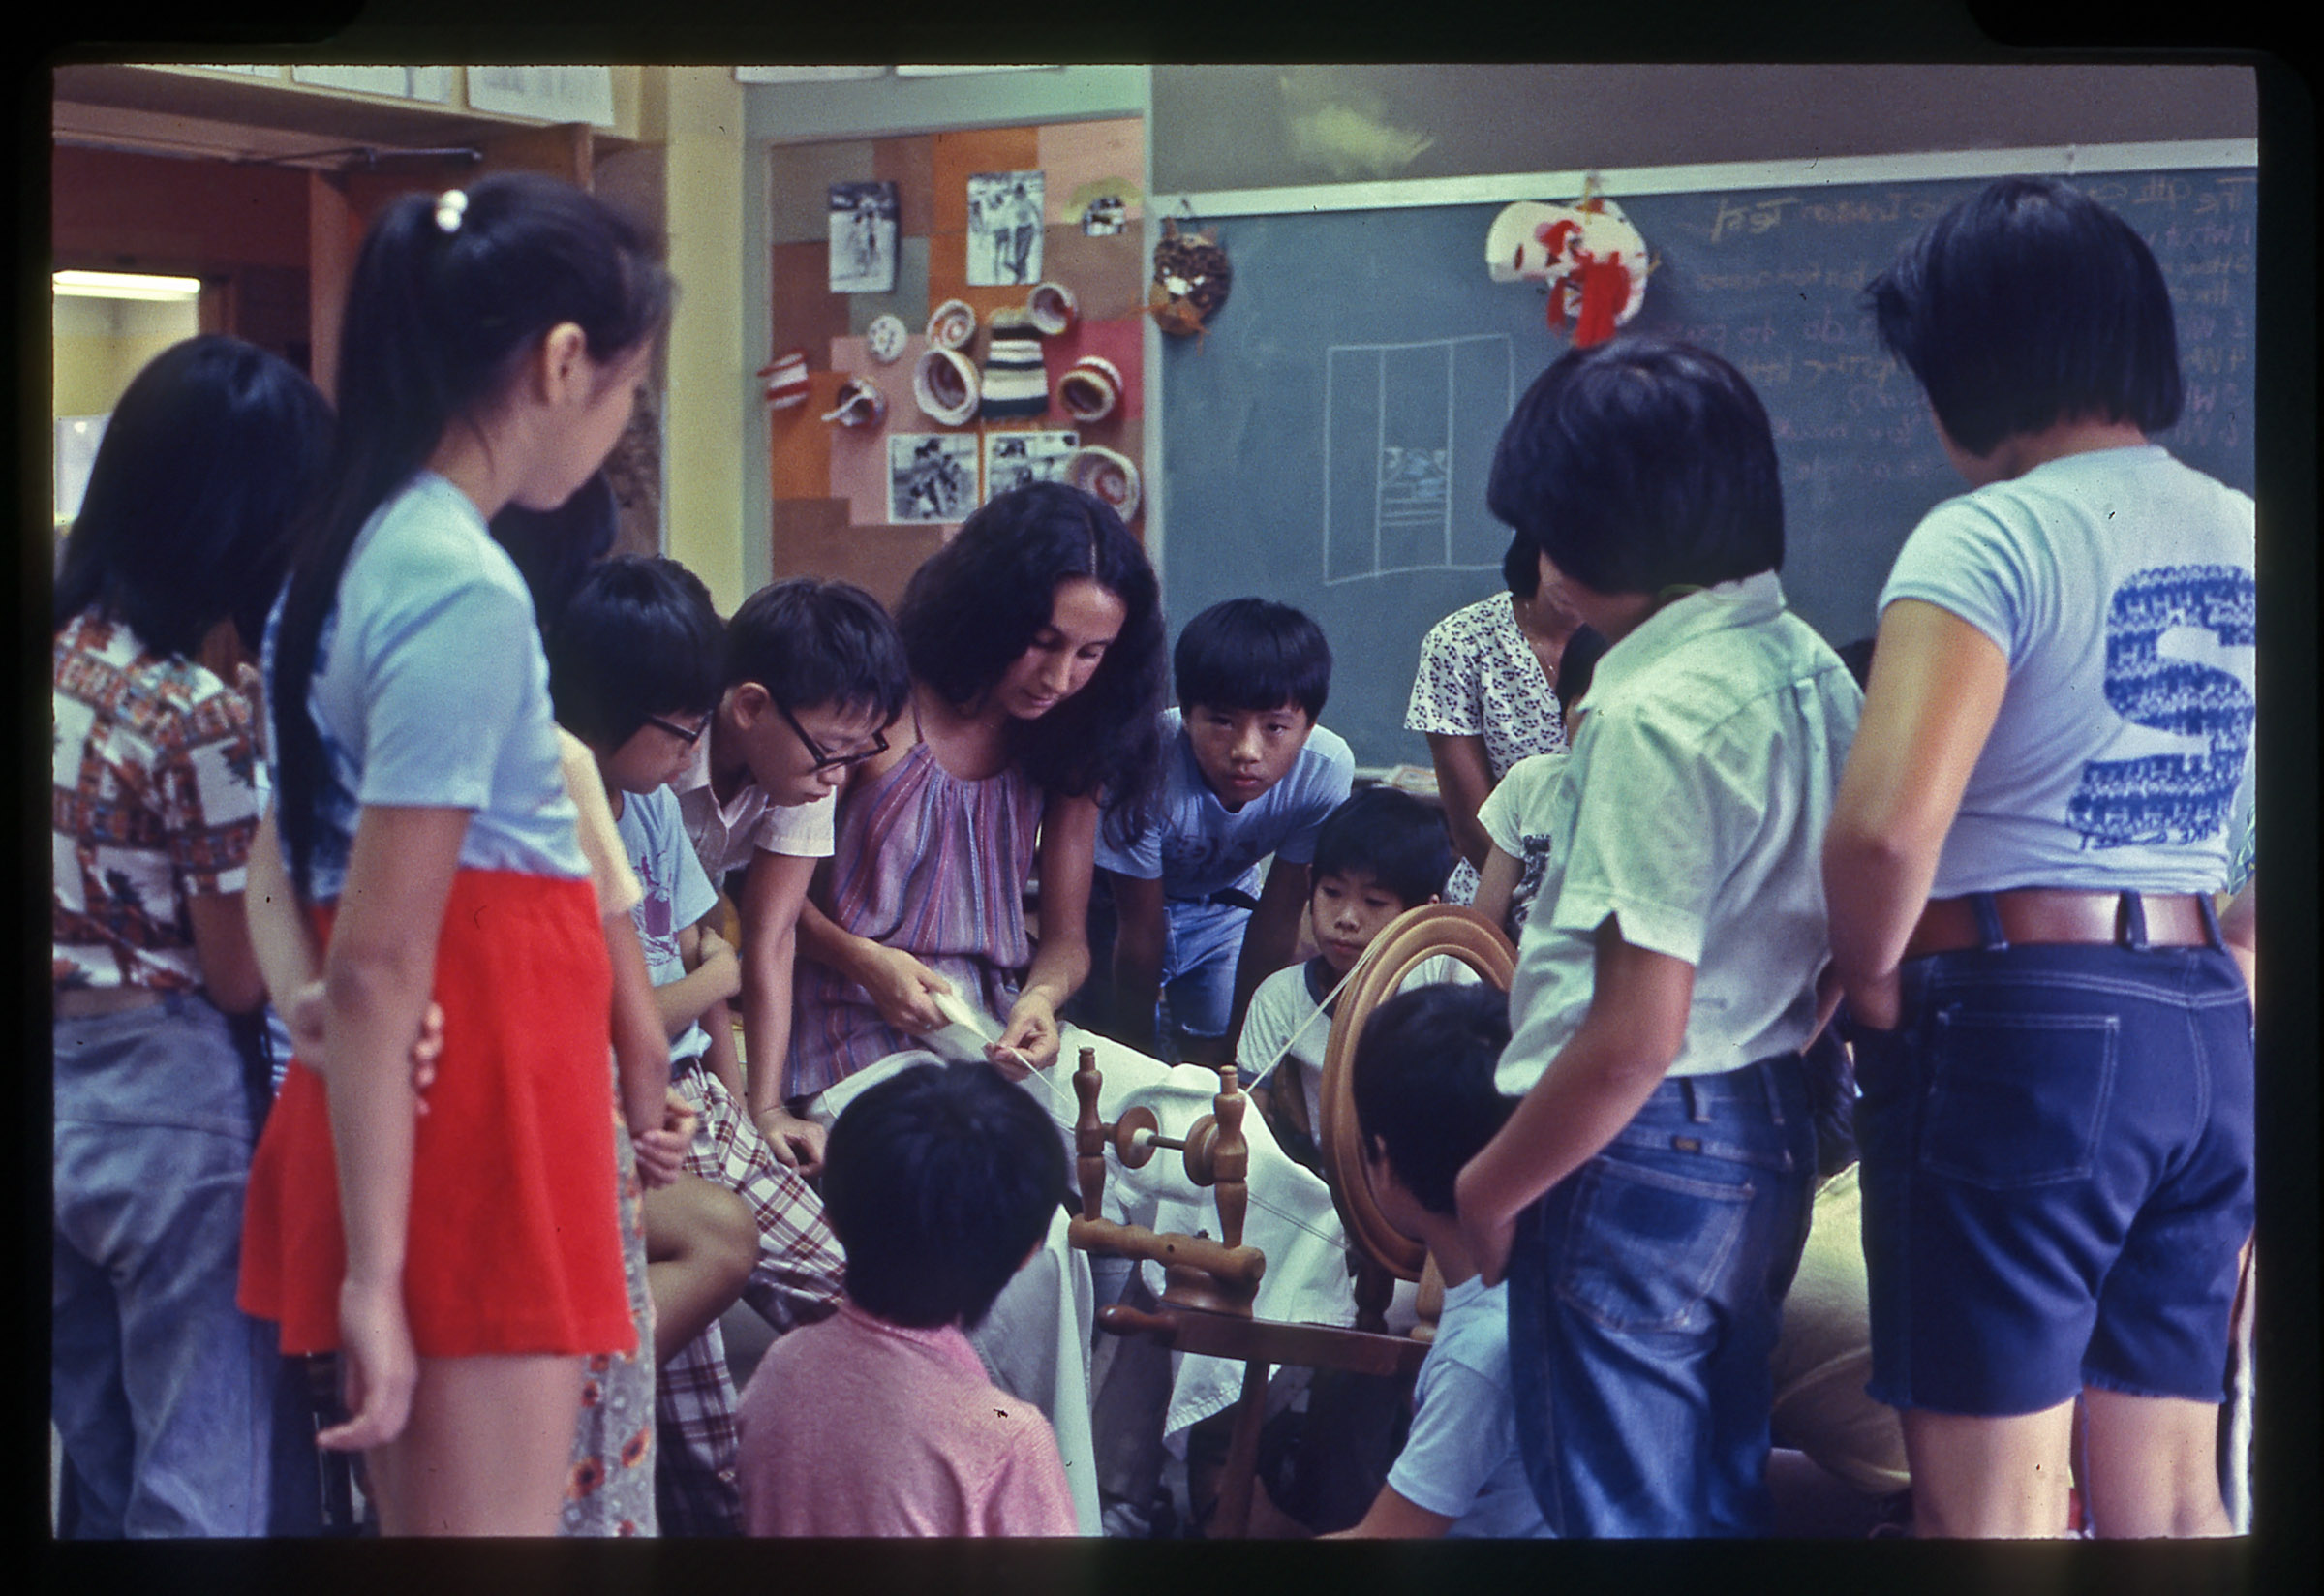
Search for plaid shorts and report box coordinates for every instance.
[655,1064,845,1536]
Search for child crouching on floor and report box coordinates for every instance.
[735,1060,1080,1537]
[1329,982,1548,1539]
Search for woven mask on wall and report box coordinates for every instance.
[1148,218,1232,342]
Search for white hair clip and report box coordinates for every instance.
[434,189,469,234]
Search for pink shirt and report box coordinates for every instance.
[735,1298,1078,1537]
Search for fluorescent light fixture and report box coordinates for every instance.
[735,66,888,83]
[894,65,1057,77]
[54,270,203,303]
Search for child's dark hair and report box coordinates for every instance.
[1173,598,1332,720]
[821,1060,1068,1331]
[1487,334,1784,598]
[1555,625,1608,721]
[896,481,1168,839]
[270,172,673,899]
[1865,175,2182,458]
[1351,982,1515,1216]
[726,577,910,727]
[547,555,724,748]
[53,335,331,660]
[1311,787,1453,909]
[488,471,620,640]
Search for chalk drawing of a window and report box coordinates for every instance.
[1324,335,1515,585]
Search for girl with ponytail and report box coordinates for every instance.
[235,173,673,1535]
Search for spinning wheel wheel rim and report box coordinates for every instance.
[1318,904,1516,1281]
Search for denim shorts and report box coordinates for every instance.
[1851,895,2254,1417]
[1506,1053,1816,1537]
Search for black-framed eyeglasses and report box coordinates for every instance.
[643,713,709,747]
[778,702,889,773]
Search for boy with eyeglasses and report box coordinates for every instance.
[549,560,910,1534]
[672,574,912,1175]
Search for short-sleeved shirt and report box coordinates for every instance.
[735,1297,1079,1538]
[1386,1274,1552,1538]
[262,472,587,905]
[1879,445,2255,898]
[1474,751,1570,937]
[674,729,834,882]
[1093,708,1355,902]
[1404,593,1570,902]
[617,783,721,1067]
[1498,573,1861,1092]
[1238,953,1478,1136]
[52,611,260,993]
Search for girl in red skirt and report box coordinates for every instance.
[237,173,674,1535]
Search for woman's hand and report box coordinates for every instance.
[751,1105,829,1180]
[859,944,954,1037]
[318,1274,418,1453]
[993,990,1060,1077]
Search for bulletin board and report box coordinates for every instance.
[765,117,1148,610]
[1153,144,2258,768]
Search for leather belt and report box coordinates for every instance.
[1903,890,2212,962]
[53,986,169,1019]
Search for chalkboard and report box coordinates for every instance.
[1158,164,2258,767]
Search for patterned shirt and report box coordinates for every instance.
[53,610,260,992]
[1404,592,1569,902]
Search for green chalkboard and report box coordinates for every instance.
[1159,166,2257,766]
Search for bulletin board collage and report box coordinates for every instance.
[763,117,1149,609]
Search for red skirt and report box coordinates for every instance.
[238,870,633,1358]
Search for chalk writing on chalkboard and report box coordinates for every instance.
[1323,334,1514,585]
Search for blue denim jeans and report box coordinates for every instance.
[1156,896,1250,1051]
[1852,893,2254,1416]
[1506,1055,1816,1537]
[53,994,288,1537]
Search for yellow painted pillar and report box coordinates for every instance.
[658,66,749,614]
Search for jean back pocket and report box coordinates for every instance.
[1920,1009,2118,1189]
[1555,1156,1754,1335]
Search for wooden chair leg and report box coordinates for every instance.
[1209,1360,1270,1539]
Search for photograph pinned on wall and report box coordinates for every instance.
[1081,196,1127,236]
[983,430,1081,504]
[966,170,1044,286]
[829,180,900,293]
[888,432,979,524]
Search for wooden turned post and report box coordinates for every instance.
[1072,1047,1107,1220]
[1209,1065,1249,1254]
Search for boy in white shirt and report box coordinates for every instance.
[1454,335,1862,1537]
[1238,786,1463,1170]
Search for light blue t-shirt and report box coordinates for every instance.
[1385,1274,1552,1538]
[1093,707,1355,902]
[1880,445,2255,897]
[617,783,722,1068]
[263,472,586,904]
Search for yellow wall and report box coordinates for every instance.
[51,293,200,418]
[657,67,749,615]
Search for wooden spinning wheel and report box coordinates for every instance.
[1317,904,1518,1283]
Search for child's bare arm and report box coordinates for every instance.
[604,910,678,1183]
[1471,844,1521,938]
[739,849,825,1174]
[1105,869,1166,1053]
[1323,1485,1455,1540]
[653,919,741,1041]
[1454,916,1694,1287]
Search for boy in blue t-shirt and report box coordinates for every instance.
[1096,598,1354,1064]
[1327,981,1549,1540]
